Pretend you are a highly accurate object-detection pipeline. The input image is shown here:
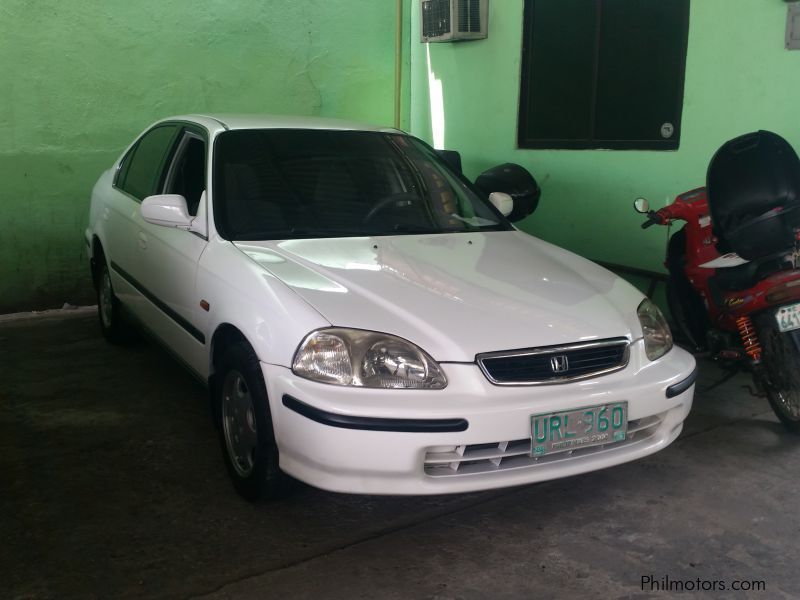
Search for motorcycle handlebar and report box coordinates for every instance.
[640,210,665,229]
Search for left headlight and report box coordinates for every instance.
[637,298,673,361]
[292,328,448,389]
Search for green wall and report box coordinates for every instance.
[5,0,798,313]
[0,0,400,313]
[410,0,800,280]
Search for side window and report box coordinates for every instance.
[115,146,135,188]
[164,134,206,216]
[118,125,180,200]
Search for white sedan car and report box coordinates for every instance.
[85,114,696,501]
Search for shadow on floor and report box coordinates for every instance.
[1,313,797,599]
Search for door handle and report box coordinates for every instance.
[138,232,147,250]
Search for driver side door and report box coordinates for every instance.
[128,126,210,376]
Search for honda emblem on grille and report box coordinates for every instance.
[550,355,569,373]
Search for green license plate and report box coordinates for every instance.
[776,302,800,333]
[531,402,628,457]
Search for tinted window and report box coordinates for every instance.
[119,125,179,199]
[165,134,206,216]
[213,129,511,241]
[518,0,689,150]
[116,147,135,188]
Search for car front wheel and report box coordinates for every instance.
[215,341,288,501]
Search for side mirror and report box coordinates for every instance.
[436,149,463,175]
[142,194,192,228]
[475,163,540,223]
[633,197,650,213]
[489,192,514,217]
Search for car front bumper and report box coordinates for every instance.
[262,340,696,495]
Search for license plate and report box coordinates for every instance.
[776,302,800,333]
[531,402,628,457]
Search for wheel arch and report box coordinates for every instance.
[90,235,105,289]
[208,322,261,424]
[209,323,260,378]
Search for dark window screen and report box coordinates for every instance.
[518,0,689,150]
[166,136,206,216]
[119,125,179,199]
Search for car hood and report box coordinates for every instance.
[234,231,644,362]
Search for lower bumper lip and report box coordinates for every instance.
[266,349,696,494]
[665,364,699,398]
[281,395,469,432]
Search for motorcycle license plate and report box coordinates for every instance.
[531,402,627,457]
[776,302,800,333]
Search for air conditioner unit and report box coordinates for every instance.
[420,0,488,43]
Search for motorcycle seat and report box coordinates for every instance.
[712,256,786,291]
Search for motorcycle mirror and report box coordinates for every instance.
[633,197,650,214]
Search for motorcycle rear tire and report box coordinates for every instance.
[757,314,800,434]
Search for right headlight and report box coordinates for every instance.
[637,298,673,361]
[292,328,447,389]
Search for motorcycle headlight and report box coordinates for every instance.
[292,328,447,389]
[637,298,673,361]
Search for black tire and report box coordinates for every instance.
[757,314,800,434]
[214,341,289,501]
[95,253,133,344]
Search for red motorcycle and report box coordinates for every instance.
[635,130,800,432]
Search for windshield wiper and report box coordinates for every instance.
[234,228,367,240]
[472,223,507,231]
[369,224,440,235]
[288,227,367,237]
[449,214,499,228]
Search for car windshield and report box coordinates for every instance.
[212,129,512,240]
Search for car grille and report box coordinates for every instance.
[476,338,630,385]
[423,413,664,477]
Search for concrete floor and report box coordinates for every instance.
[1,310,799,600]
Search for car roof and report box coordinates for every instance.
[171,113,400,133]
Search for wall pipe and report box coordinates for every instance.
[394,0,403,129]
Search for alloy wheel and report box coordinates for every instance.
[99,269,114,329]
[221,370,259,477]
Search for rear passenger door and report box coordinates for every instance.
[108,124,181,309]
